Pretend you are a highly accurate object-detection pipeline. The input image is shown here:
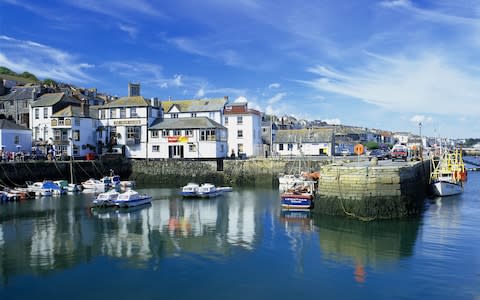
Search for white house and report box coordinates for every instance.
[30,92,82,153]
[274,128,334,157]
[0,119,32,155]
[223,99,262,158]
[161,97,228,125]
[148,117,227,159]
[50,104,98,158]
[98,96,162,159]
[393,132,411,145]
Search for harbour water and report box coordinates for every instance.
[0,169,479,299]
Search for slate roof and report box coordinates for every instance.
[31,92,80,107]
[162,98,227,113]
[0,119,31,131]
[274,129,334,143]
[149,117,226,130]
[0,87,39,101]
[52,105,98,119]
[102,96,151,108]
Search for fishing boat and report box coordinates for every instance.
[197,183,220,198]
[114,190,152,208]
[92,189,121,207]
[280,180,316,210]
[180,182,200,198]
[430,148,467,197]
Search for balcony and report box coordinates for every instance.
[51,118,72,127]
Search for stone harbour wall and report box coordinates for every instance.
[315,160,431,220]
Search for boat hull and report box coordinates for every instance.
[281,194,314,210]
[115,196,152,208]
[432,181,463,197]
[180,191,201,198]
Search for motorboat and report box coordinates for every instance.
[197,183,220,198]
[25,181,53,197]
[92,189,121,207]
[180,182,200,198]
[82,179,107,192]
[280,180,316,210]
[113,190,152,208]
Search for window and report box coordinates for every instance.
[73,145,79,156]
[34,127,40,140]
[200,129,216,141]
[110,109,116,118]
[73,130,80,141]
[54,130,61,141]
[151,130,159,138]
[0,103,4,110]
[75,118,80,126]
[152,145,160,152]
[237,116,243,124]
[172,113,178,118]
[224,117,228,125]
[120,108,126,118]
[35,108,39,119]
[288,143,293,151]
[130,107,137,117]
[237,130,243,138]
[43,107,48,118]
[162,130,169,137]
[209,112,215,119]
[14,135,19,144]
[173,129,181,136]
[23,101,28,108]
[185,129,193,137]
[279,144,284,151]
[238,143,244,153]
[191,113,197,117]
[189,143,197,152]
[100,110,105,119]
[126,126,141,139]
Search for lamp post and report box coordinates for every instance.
[418,122,423,157]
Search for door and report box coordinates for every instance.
[169,145,184,158]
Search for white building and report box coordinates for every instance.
[223,99,262,158]
[274,129,335,157]
[148,117,227,159]
[393,132,411,145]
[0,119,32,154]
[98,96,162,159]
[50,104,98,158]
[30,92,82,152]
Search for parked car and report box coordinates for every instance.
[341,148,351,156]
[391,145,408,162]
[369,149,387,161]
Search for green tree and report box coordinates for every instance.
[19,71,38,81]
[365,141,379,150]
[43,78,57,87]
[0,66,17,76]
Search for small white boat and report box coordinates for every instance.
[114,190,152,207]
[217,186,233,193]
[92,189,120,207]
[82,179,107,192]
[197,183,220,198]
[180,183,200,197]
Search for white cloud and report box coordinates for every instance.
[410,115,432,124]
[303,52,480,116]
[323,118,341,125]
[0,35,93,83]
[266,92,287,105]
[64,0,165,19]
[118,24,138,38]
[195,87,205,98]
[268,83,280,89]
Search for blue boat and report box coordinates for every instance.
[280,181,316,210]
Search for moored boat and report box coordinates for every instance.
[82,179,107,192]
[92,189,120,207]
[114,190,152,208]
[430,149,466,197]
[197,183,220,198]
[280,180,316,210]
[180,183,200,198]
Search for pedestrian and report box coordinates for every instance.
[230,149,236,159]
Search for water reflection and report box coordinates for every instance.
[313,214,421,283]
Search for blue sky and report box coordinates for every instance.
[1,0,479,138]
